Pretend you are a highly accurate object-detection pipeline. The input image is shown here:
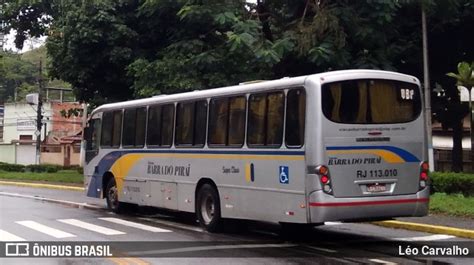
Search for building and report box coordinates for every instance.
[0,89,84,166]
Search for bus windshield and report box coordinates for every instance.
[322,79,421,124]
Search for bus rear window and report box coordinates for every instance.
[322,79,421,124]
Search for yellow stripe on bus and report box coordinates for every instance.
[245,163,252,182]
[326,149,404,163]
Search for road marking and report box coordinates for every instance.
[16,221,76,238]
[128,243,298,256]
[137,217,204,233]
[0,229,26,241]
[123,257,150,265]
[304,245,337,253]
[324,222,343,226]
[108,257,129,265]
[58,219,125,235]
[369,259,397,265]
[394,234,455,241]
[99,217,171,233]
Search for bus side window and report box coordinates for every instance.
[176,100,207,147]
[135,107,147,147]
[148,104,174,147]
[248,92,284,147]
[228,96,246,146]
[194,100,208,146]
[248,94,266,146]
[176,102,194,145]
[101,112,113,147]
[147,105,163,146]
[112,110,123,148]
[208,96,246,147]
[123,108,137,147]
[92,119,101,150]
[208,98,229,146]
[122,107,146,148]
[285,88,305,147]
[161,104,174,147]
[86,118,101,151]
[266,92,284,146]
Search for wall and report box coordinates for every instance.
[16,144,36,165]
[0,144,16,163]
[39,144,81,166]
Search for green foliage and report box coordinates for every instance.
[0,162,26,172]
[26,164,60,173]
[429,193,474,218]
[430,172,474,197]
[0,50,38,103]
[0,169,83,184]
[447,61,474,90]
[0,162,75,173]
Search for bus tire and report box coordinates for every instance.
[196,184,222,232]
[105,177,131,214]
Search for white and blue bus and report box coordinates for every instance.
[83,70,429,232]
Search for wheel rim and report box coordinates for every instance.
[200,194,215,224]
[108,185,118,210]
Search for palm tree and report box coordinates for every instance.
[447,62,474,171]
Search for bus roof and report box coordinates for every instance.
[92,69,419,114]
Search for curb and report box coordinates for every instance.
[0,191,102,210]
[0,180,84,191]
[372,220,474,240]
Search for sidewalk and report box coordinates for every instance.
[0,180,473,239]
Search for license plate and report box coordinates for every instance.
[367,184,387,192]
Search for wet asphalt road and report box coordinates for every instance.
[0,185,473,264]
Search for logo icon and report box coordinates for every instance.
[279,166,289,184]
[5,243,29,256]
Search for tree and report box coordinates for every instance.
[0,50,38,103]
[446,62,474,171]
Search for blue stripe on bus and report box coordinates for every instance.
[326,146,420,162]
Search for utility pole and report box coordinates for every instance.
[422,5,434,171]
[35,60,44,165]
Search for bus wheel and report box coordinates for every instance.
[196,184,222,232]
[105,178,129,214]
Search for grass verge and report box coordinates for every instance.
[0,170,83,184]
[429,192,474,218]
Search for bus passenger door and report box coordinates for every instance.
[149,181,163,207]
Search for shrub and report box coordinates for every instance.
[26,164,60,173]
[0,162,26,172]
[430,172,474,197]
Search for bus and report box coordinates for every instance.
[83,70,429,232]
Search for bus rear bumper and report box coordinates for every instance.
[308,188,430,223]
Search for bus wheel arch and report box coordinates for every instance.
[103,172,135,214]
[195,178,222,232]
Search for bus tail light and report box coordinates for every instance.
[419,162,429,190]
[316,165,333,195]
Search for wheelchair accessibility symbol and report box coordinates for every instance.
[279,166,289,184]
